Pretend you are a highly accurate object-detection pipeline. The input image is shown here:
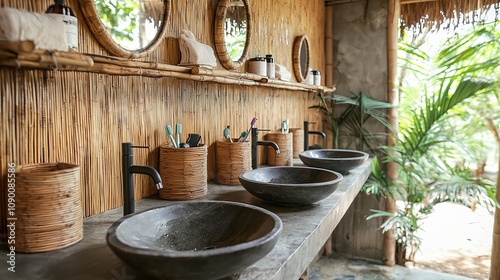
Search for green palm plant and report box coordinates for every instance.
[311,91,395,151]
[367,22,499,265]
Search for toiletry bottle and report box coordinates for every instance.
[46,0,78,51]
[266,54,275,79]
[248,56,266,76]
[312,70,321,86]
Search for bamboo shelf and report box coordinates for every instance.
[0,40,336,93]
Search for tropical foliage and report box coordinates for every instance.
[94,0,139,44]
[366,21,500,264]
[311,91,394,151]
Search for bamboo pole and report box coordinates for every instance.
[0,40,35,53]
[384,0,400,267]
[486,117,500,280]
[192,66,268,83]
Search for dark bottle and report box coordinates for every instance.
[266,54,275,79]
[46,0,78,51]
[46,0,75,16]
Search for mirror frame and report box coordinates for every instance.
[78,0,171,59]
[292,35,310,83]
[214,0,252,70]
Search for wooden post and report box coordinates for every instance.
[384,0,400,267]
[487,117,500,279]
[491,155,500,279]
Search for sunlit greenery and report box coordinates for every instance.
[95,0,139,43]
[366,21,500,264]
[94,0,160,50]
[224,19,247,60]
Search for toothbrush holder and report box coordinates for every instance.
[266,132,293,166]
[215,139,252,185]
[14,162,83,253]
[159,143,208,200]
[289,128,305,158]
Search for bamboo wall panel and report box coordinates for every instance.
[0,0,326,236]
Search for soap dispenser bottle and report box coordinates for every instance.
[266,54,275,79]
[46,0,78,51]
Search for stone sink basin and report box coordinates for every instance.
[299,149,369,174]
[239,166,343,206]
[107,201,282,280]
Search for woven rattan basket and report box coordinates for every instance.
[159,144,208,200]
[215,139,251,185]
[289,128,304,158]
[14,162,82,253]
[266,132,293,166]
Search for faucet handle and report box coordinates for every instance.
[123,142,149,155]
[304,121,316,127]
[132,145,149,149]
[252,127,270,137]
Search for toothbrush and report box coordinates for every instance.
[241,117,257,142]
[281,121,286,134]
[223,125,232,142]
[175,123,182,146]
[165,125,178,148]
[237,131,247,142]
[285,118,289,133]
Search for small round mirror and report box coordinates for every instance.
[292,35,310,83]
[214,0,252,70]
[79,0,171,58]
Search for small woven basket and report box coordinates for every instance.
[266,132,293,166]
[289,128,304,158]
[14,162,83,253]
[215,139,251,185]
[159,143,208,200]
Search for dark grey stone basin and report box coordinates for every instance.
[299,149,369,174]
[238,166,343,206]
[107,201,282,280]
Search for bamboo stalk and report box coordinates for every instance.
[487,117,500,280]
[87,53,191,73]
[0,40,35,53]
[384,0,400,267]
[192,66,268,82]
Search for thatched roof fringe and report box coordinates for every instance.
[401,0,500,34]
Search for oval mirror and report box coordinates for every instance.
[214,0,252,70]
[292,35,310,83]
[79,0,171,59]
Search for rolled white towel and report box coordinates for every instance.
[179,29,217,68]
[0,7,67,51]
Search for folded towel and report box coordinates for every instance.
[179,29,217,68]
[0,8,67,51]
[275,63,292,81]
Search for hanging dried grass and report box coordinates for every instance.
[400,0,500,34]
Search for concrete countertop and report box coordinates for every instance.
[1,159,372,280]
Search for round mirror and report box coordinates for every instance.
[292,35,310,83]
[79,0,171,58]
[214,0,252,70]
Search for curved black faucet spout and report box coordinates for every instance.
[251,128,280,169]
[257,141,280,154]
[122,142,163,216]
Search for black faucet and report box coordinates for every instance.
[251,127,280,169]
[304,121,326,150]
[122,142,163,216]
